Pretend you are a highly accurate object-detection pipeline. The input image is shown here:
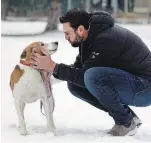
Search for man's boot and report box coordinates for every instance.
[108,119,137,136]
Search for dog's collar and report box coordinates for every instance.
[20,60,30,67]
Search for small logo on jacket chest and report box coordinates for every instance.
[92,52,100,59]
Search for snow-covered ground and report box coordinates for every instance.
[1,22,151,143]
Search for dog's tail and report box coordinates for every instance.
[40,101,46,116]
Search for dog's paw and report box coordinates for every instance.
[47,127,57,135]
[19,127,28,136]
[52,129,57,136]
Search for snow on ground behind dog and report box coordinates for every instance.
[1,22,151,143]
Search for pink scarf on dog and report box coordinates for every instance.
[40,71,55,115]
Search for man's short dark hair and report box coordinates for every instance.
[59,8,90,30]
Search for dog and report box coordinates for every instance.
[10,41,58,135]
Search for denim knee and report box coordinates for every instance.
[84,67,109,88]
[84,68,114,99]
[84,68,106,100]
[84,67,115,84]
[84,68,100,85]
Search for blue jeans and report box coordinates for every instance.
[67,82,108,112]
[68,67,151,125]
[84,67,151,125]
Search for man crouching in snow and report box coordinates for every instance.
[30,8,151,136]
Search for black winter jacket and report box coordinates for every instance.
[53,11,151,87]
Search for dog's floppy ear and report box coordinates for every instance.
[20,50,26,59]
[31,47,36,54]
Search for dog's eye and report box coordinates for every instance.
[40,42,44,46]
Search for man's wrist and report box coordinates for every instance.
[53,63,59,77]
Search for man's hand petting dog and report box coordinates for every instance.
[30,52,56,72]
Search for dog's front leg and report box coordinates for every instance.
[42,98,56,134]
[14,100,28,135]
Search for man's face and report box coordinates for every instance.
[63,22,83,47]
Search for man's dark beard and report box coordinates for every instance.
[71,32,83,47]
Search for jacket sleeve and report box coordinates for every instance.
[53,63,86,87]
[73,54,82,68]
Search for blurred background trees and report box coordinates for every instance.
[1,0,151,32]
[1,0,10,20]
[45,0,61,31]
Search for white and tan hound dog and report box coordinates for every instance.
[10,41,58,135]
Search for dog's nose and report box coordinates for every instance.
[54,42,58,45]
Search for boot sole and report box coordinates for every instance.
[127,121,142,136]
[137,122,142,128]
[133,117,142,128]
[127,127,137,136]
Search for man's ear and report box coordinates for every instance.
[31,47,36,54]
[78,25,85,35]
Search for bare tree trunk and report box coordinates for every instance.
[45,0,61,32]
[1,0,10,20]
[148,0,151,24]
